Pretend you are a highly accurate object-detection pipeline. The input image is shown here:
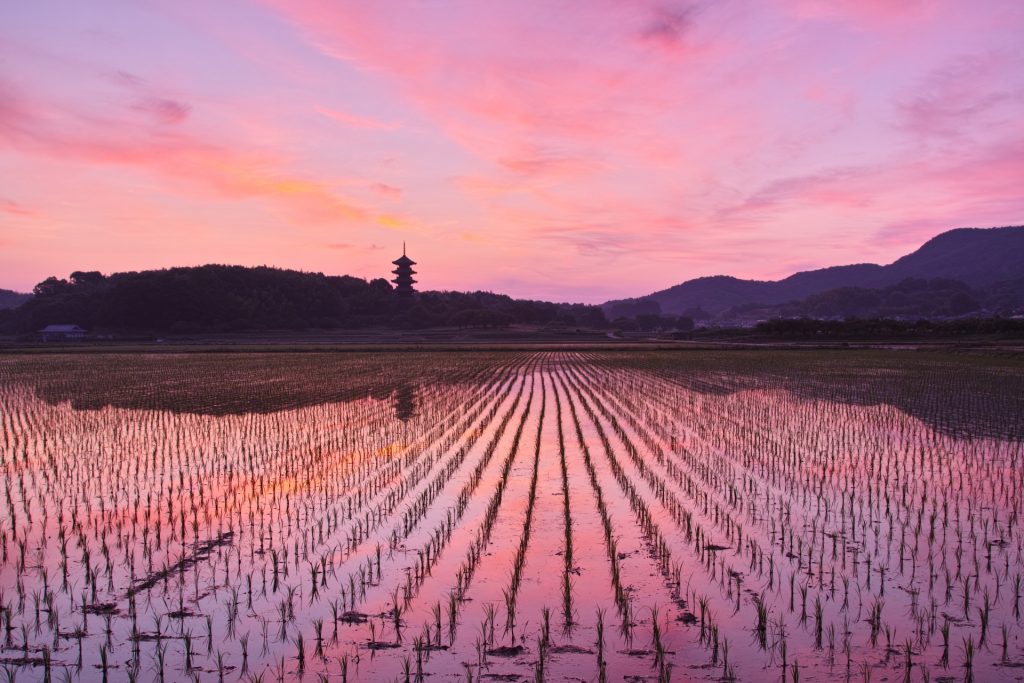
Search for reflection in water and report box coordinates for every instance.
[4,352,458,416]
[1,349,1021,439]
[393,383,418,422]
[0,350,1021,682]
[587,350,1024,441]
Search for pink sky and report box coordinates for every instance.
[1,0,1022,302]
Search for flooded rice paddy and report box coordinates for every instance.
[1,350,1023,682]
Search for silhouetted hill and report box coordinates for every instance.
[0,289,31,310]
[725,277,1005,320]
[605,226,1024,317]
[886,227,1024,284]
[0,265,606,334]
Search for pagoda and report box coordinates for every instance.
[391,243,417,296]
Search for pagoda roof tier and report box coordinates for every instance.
[392,255,416,266]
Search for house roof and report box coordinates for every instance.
[39,324,85,333]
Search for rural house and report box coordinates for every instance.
[38,324,87,341]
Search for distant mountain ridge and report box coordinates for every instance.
[604,226,1024,318]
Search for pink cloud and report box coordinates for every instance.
[0,77,378,225]
[133,97,191,125]
[371,182,402,199]
[897,50,1024,140]
[316,105,400,131]
[783,0,935,27]
[713,135,1024,260]
[638,4,700,52]
[1,199,35,216]
[497,146,603,179]
[261,1,730,171]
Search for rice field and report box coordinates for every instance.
[1,349,1023,682]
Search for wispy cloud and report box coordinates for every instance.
[132,97,191,125]
[316,105,399,131]
[0,76,380,225]
[1,199,35,216]
[896,51,1024,141]
[371,182,402,199]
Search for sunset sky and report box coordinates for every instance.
[2,1,1022,302]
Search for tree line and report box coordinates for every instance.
[750,316,1024,340]
[0,265,607,333]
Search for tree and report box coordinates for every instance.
[69,271,105,286]
[32,277,69,297]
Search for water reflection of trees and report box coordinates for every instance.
[5,353,476,417]
[3,350,1021,441]
[584,350,1024,442]
[393,383,418,422]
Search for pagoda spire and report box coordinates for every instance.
[391,244,417,296]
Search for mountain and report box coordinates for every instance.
[0,289,31,310]
[885,226,1024,284]
[604,226,1024,317]
[727,277,998,320]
